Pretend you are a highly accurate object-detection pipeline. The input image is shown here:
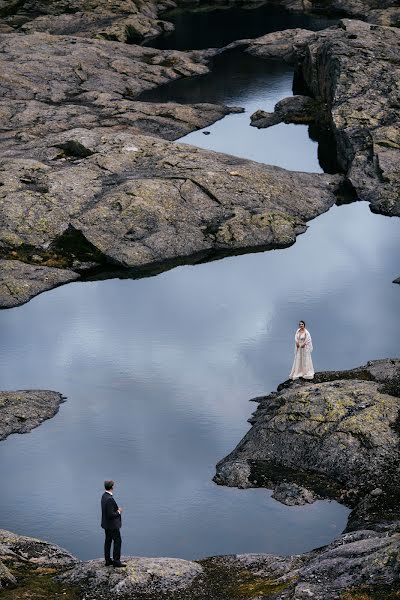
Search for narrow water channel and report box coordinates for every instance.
[1,203,399,560]
[140,49,324,172]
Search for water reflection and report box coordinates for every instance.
[146,4,335,50]
[0,203,399,559]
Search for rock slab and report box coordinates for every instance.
[0,390,65,441]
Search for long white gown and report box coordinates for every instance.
[290,328,314,380]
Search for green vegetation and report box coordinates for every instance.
[2,568,80,600]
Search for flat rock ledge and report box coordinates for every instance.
[0,25,349,310]
[0,390,65,441]
[0,17,398,309]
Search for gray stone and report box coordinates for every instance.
[251,96,321,130]
[0,390,65,441]
[250,109,282,128]
[242,20,400,217]
[0,559,16,589]
[0,259,79,309]
[272,482,316,506]
[58,556,204,598]
[213,359,400,598]
[215,359,400,499]
[0,128,341,308]
[0,529,78,570]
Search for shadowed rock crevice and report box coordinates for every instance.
[0,122,343,307]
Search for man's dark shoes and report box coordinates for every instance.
[113,561,127,568]
[105,560,113,566]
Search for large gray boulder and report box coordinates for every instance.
[0,126,342,308]
[59,557,204,599]
[215,359,400,504]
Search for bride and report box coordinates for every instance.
[290,320,314,380]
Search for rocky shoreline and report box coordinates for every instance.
[235,18,400,217]
[0,14,399,307]
[0,1,399,41]
[0,390,65,441]
[1,359,399,599]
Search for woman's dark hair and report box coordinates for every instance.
[104,480,114,491]
[299,320,306,327]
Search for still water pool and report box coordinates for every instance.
[0,202,398,560]
[140,49,325,172]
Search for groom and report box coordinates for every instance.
[101,480,126,567]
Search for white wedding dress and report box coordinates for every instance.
[290,328,314,380]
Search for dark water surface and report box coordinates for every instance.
[1,203,399,560]
[141,50,324,171]
[146,4,335,50]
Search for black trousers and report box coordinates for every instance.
[104,528,121,562]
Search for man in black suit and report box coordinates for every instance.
[101,480,126,567]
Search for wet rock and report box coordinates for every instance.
[59,557,203,598]
[274,95,320,123]
[0,390,65,441]
[251,95,321,129]
[250,109,282,128]
[0,260,79,309]
[272,482,316,506]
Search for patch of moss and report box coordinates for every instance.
[2,568,81,600]
[341,585,400,600]
[229,572,291,599]
[199,558,294,600]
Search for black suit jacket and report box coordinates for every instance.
[101,492,122,530]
